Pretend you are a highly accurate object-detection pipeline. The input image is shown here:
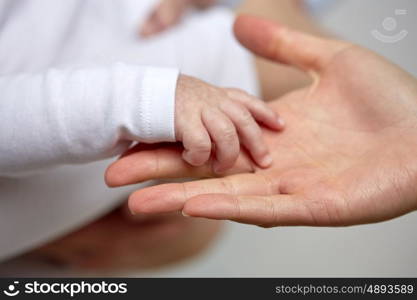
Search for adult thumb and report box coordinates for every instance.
[233,15,350,73]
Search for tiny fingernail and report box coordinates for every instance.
[182,211,190,217]
[260,155,273,167]
[182,151,193,164]
[213,165,225,175]
[212,162,222,174]
[277,117,285,127]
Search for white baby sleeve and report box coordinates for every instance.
[0,63,179,177]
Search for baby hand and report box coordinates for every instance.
[175,75,284,173]
[140,0,216,38]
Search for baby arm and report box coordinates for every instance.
[0,63,179,177]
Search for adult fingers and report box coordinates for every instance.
[105,145,203,187]
[105,144,254,187]
[233,15,350,72]
[128,173,280,214]
[183,193,320,227]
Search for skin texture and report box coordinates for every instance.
[175,75,283,173]
[106,16,417,227]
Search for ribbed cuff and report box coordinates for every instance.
[139,67,179,142]
[114,63,179,143]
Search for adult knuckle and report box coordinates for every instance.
[257,223,273,229]
[232,196,242,219]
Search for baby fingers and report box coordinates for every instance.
[220,101,272,168]
[226,89,285,130]
[202,108,240,173]
[181,119,212,166]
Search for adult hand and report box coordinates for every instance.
[108,16,417,227]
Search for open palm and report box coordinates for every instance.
[106,16,417,227]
